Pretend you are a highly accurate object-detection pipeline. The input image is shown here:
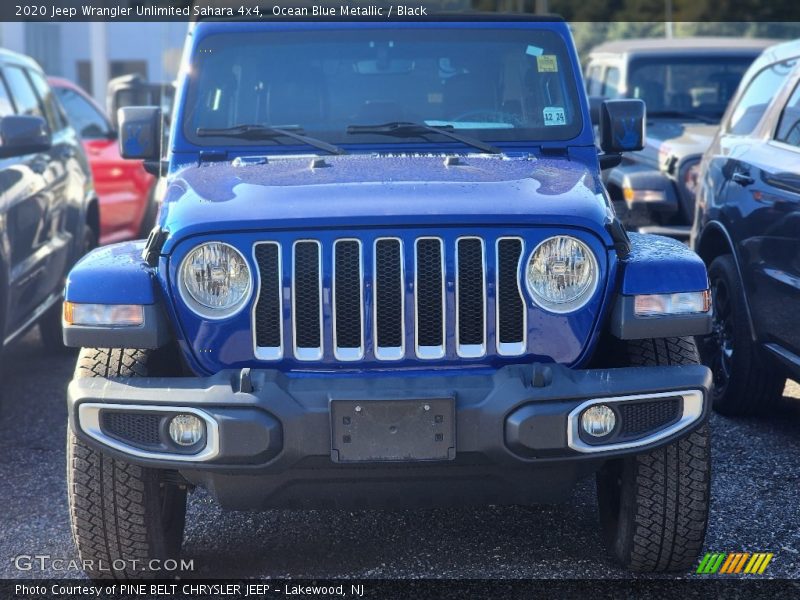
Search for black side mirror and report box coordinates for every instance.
[0,115,51,158]
[118,106,161,160]
[599,99,646,154]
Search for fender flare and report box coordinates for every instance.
[63,241,171,348]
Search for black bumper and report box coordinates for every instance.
[68,363,711,509]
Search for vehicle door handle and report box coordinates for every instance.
[732,171,754,186]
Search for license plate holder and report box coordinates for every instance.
[330,398,455,463]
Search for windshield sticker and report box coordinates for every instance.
[537,55,558,72]
[543,106,566,126]
[526,45,544,57]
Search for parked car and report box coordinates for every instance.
[0,49,96,358]
[586,37,773,238]
[48,77,158,245]
[692,39,800,416]
[63,17,715,578]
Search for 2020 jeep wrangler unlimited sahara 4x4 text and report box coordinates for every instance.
[63,17,714,577]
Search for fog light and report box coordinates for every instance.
[168,414,204,447]
[581,404,616,437]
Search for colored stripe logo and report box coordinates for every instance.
[696,552,773,574]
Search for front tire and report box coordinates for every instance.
[67,348,187,580]
[596,337,711,572]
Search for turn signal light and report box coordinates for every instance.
[634,290,711,317]
[63,302,144,327]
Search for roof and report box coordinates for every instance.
[588,37,776,56]
[749,38,800,71]
[0,47,42,71]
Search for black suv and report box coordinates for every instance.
[586,37,773,238]
[692,39,800,415]
[0,49,96,360]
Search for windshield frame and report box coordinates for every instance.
[177,21,588,154]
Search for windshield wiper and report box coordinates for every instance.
[648,110,718,125]
[196,124,347,155]
[346,121,502,155]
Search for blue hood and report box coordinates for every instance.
[160,154,611,253]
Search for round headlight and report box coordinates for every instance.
[525,236,598,313]
[179,242,251,318]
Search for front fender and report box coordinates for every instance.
[63,241,171,348]
[620,232,708,295]
[609,232,711,340]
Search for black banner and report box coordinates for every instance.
[4,579,800,600]
[4,0,800,22]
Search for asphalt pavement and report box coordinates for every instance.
[1,329,798,580]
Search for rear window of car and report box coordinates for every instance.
[628,55,753,121]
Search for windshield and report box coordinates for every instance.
[184,27,583,149]
[627,55,753,121]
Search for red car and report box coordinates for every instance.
[48,77,157,245]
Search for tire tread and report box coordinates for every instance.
[598,336,711,572]
[68,347,184,580]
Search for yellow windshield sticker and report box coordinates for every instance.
[537,55,558,72]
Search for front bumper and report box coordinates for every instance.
[68,363,711,509]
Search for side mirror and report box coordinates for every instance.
[118,106,161,160]
[599,99,646,154]
[0,115,51,158]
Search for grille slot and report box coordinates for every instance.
[293,240,322,360]
[415,238,445,359]
[496,238,526,355]
[619,398,682,438]
[456,237,485,357]
[374,238,404,360]
[333,240,363,360]
[254,242,282,359]
[101,411,162,447]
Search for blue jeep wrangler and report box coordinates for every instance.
[63,17,714,576]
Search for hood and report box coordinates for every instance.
[160,154,611,252]
[638,121,718,170]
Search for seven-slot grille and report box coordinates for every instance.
[253,236,527,362]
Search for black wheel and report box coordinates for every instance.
[39,225,98,350]
[698,255,784,416]
[596,337,711,572]
[67,348,187,580]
